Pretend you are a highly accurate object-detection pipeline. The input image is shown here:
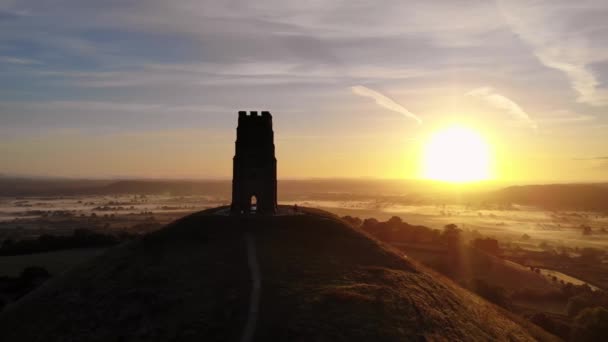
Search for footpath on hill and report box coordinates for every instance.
[0,208,556,341]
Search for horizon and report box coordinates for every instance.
[2,173,608,186]
[2,174,608,193]
[3,173,608,184]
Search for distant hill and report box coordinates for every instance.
[3,177,608,211]
[0,178,114,196]
[0,178,231,197]
[0,207,556,341]
[0,177,488,198]
[488,184,608,211]
[99,180,231,196]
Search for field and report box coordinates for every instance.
[2,192,608,280]
[1,185,607,340]
[296,201,608,249]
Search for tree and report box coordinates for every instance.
[342,216,362,227]
[442,224,462,253]
[529,312,570,339]
[362,218,378,229]
[567,294,593,317]
[387,216,403,225]
[472,238,500,255]
[572,307,608,341]
[444,223,458,229]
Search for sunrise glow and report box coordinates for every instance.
[422,126,491,182]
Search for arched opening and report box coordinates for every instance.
[250,195,258,214]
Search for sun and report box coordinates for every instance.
[421,125,491,182]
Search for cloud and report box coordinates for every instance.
[466,87,536,129]
[572,156,608,171]
[0,56,41,65]
[535,110,595,125]
[0,100,232,133]
[497,1,608,106]
[0,1,604,132]
[573,156,608,161]
[351,85,422,124]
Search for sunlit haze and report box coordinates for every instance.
[1,1,608,183]
[422,126,491,183]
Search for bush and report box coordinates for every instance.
[362,218,379,229]
[341,216,362,227]
[471,278,509,308]
[20,266,50,281]
[359,217,440,244]
[529,313,571,340]
[567,293,595,317]
[442,224,462,252]
[472,238,500,255]
[572,307,608,341]
[387,216,402,225]
[511,288,567,302]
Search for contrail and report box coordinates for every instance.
[466,87,537,129]
[351,85,422,124]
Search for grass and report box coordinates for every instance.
[0,207,558,341]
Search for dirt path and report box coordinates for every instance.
[241,233,261,342]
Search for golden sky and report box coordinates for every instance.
[1,1,607,183]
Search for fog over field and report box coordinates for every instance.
[2,178,608,249]
[3,177,608,339]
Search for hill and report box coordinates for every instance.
[0,177,490,199]
[0,208,557,341]
[488,184,608,211]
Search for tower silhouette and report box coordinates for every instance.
[231,110,277,214]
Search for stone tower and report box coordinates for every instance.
[231,110,277,214]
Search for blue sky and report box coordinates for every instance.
[0,1,607,181]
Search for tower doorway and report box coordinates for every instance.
[250,195,258,214]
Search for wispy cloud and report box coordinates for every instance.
[0,100,229,114]
[536,110,595,125]
[572,156,608,161]
[0,56,41,65]
[0,100,232,132]
[466,87,536,129]
[497,1,608,106]
[351,85,422,124]
[572,156,608,171]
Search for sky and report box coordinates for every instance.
[0,0,607,182]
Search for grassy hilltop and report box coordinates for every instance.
[0,207,557,341]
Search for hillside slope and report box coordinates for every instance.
[0,208,556,341]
